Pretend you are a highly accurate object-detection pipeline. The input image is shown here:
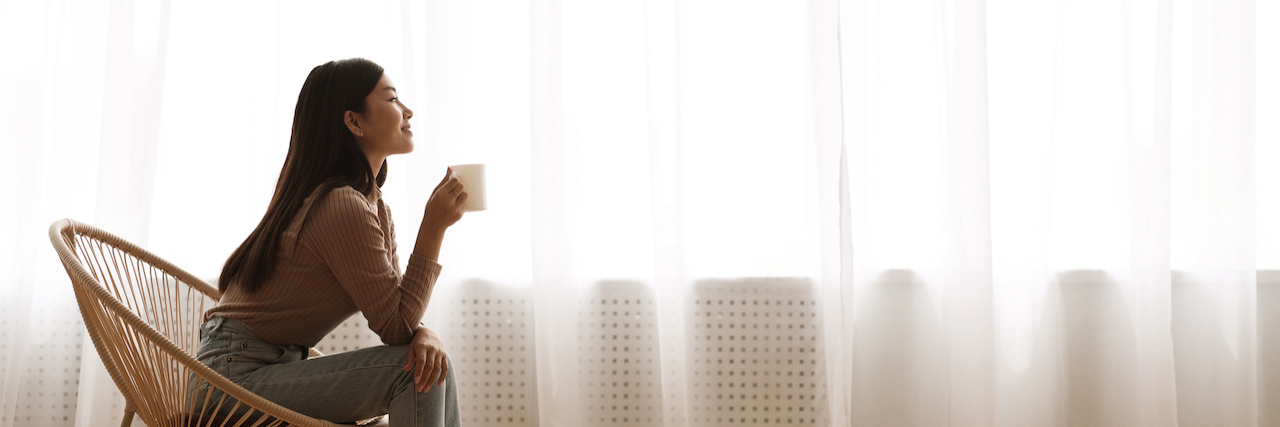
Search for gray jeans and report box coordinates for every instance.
[191,317,460,426]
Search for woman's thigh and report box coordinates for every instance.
[237,344,421,423]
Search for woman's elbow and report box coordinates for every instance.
[378,325,415,346]
[381,334,412,346]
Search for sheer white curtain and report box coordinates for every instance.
[833,0,999,423]
[837,1,1269,426]
[1,0,171,424]
[2,0,1276,426]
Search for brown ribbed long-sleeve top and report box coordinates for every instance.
[205,184,441,348]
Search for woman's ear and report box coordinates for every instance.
[343,110,364,138]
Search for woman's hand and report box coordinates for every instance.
[403,325,449,392]
[412,169,466,262]
[423,168,467,232]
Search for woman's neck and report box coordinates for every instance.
[366,154,386,179]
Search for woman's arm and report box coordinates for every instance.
[399,171,464,391]
[415,168,467,262]
[303,188,441,345]
[302,170,466,345]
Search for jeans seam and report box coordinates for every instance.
[237,364,406,387]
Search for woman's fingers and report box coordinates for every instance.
[404,330,448,392]
[421,351,440,392]
[404,348,418,377]
[431,179,462,206]
[437,353,448,386]
[417,362,429,391]
[409,350,449,392]
[432,353,443,388]
[433,179,460,200]
[425,353,442,390]
[413,353,424,385]
[434,168,453,192]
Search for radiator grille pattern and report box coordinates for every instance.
[315,318,380,355]
[444,281,539,426]
[688,278,827,426]
[580,281,663,426]
[2,306,85,426]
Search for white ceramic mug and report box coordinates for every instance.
[449,164,487,212]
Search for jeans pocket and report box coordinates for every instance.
[196,319,234,379]
[227,337,288,380]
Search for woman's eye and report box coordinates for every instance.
[390,97,398,102]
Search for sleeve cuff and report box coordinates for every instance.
[406,252,442,280]
[401,252,442,305]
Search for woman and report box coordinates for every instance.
[193,58,464,426]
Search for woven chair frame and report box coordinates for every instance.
[49,219,344,427]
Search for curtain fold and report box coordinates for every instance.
[0,1,1273,426]
[806,0,851,424]
[1168,0,1258,424]
[80,1,174,422]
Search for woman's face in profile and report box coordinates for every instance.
[354,74,415,158]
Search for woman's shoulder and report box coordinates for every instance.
[279,183,383,255]
[309,184,379,219]
[285,183,376,236]
[317,183,371,201]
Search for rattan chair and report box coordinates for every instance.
[49,219,386,427]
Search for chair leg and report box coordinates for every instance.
[119,409,135,427]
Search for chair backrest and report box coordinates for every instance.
[49,219,333,427]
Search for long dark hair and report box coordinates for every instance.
[219,58,387,294]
